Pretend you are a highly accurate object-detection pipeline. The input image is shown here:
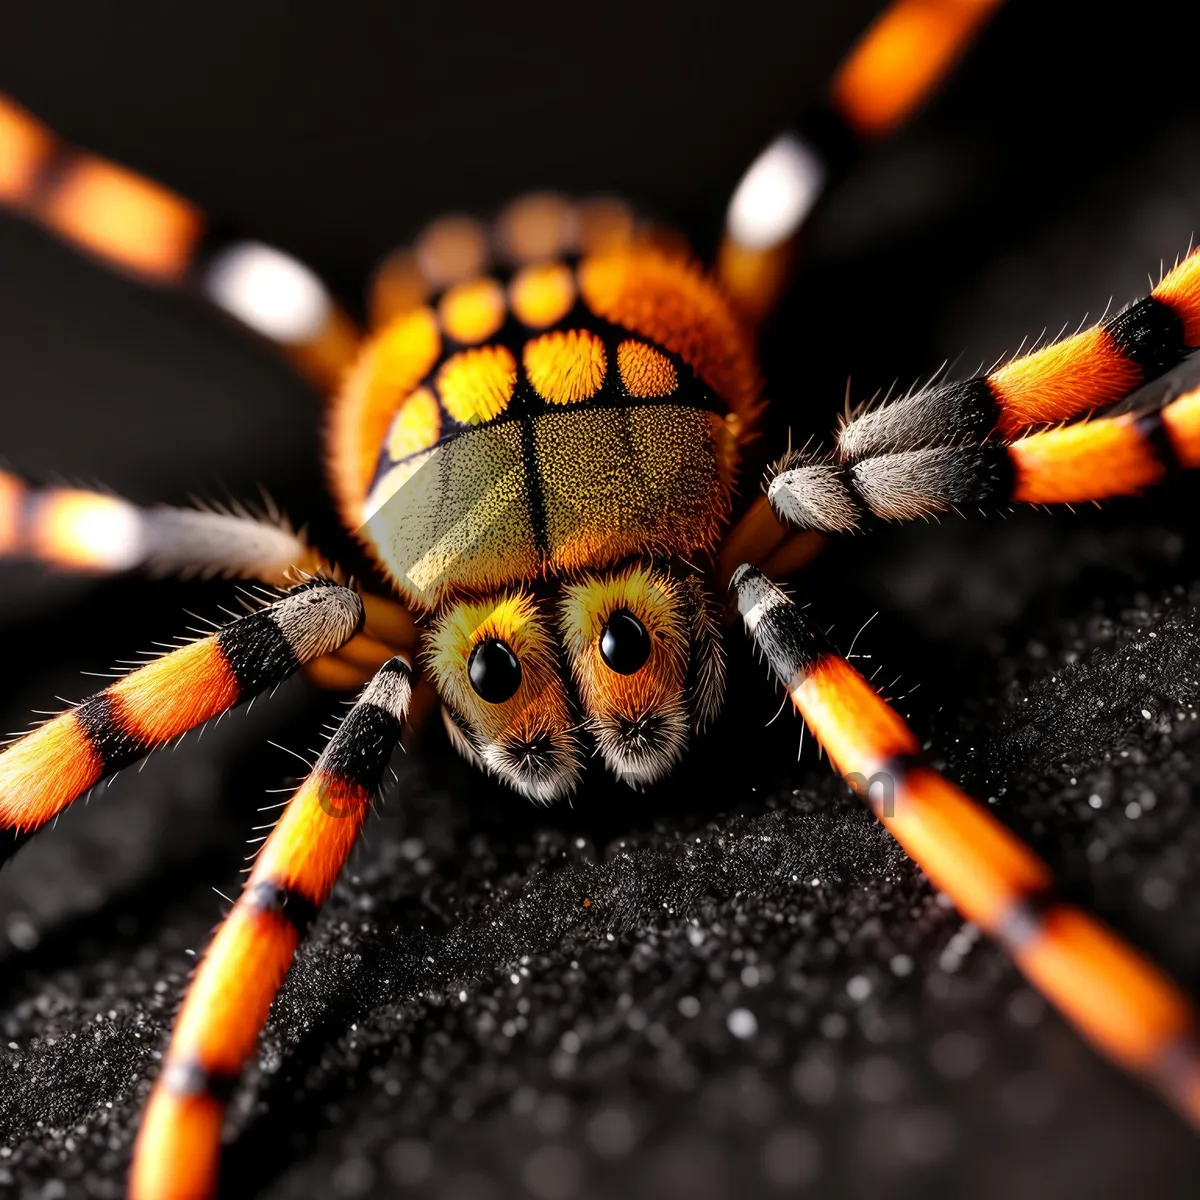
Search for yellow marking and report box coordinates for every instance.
[415,215,489,287]
[41,155,203,282]
[578,250,762,419]
[438,276,506,344]
[327,305,441,522]
[524,329,607,406]
[509,261,576,328]
[617,339,677,398]
[496,193,575,262]
[437,344,518,423]
[385,386,442,462]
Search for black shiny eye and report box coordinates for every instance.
[468,638,522,704]
[599,609,651,675]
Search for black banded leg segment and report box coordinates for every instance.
[0,580,362,860]
[732,565,1200,1126]
[129,657,412,1200]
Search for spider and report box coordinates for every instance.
[1,1,1199,1196]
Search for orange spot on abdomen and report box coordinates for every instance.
[578,249,762,420]
[438,277,506,344]
[328,305,441,523]
[524,329,607,405]
[617,339,678,398]
[509,261,576,328]
[386,386,442,462]
[437,344,518,422]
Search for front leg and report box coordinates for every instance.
[732,564,1200,1127]
[129,657,412,1200]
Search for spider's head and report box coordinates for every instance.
[559,564,726,789]
[428,565,726,797]
[427,589,581,803]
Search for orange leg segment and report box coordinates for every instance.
[0,93,360,392]
[733,565,1200,1126]
[719,0,1002,323]
[0,581,362,859]
[128,657,412,1200]
[1007,384,1200,504]
[836,250,1200,463]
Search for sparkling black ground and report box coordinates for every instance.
[1,3,1199,1197]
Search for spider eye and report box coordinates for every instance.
[599,609,651,675]
[468,638,522,704]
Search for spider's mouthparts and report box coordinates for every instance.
[617,714,665,749]
[509,733,558,768]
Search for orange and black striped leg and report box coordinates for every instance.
[0,93,359,391]
[827,248,1200,468]
[129,656,411,1200]
[0,580,362,862]
[718,0,1002,322]
[0,470,314,582]
[768,385,1200,529]
[732,565,1200,1126]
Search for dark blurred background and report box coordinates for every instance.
[1,2,1200,1197]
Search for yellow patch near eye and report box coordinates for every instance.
[617,339,677,398]
[385,386,441,462]
[510,262,576,328]
[438,276,506,344]
[524,329,607,406]
[437,344,517,423]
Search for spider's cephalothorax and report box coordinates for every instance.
[327,210,758,798]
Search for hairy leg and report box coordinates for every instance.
[733,564,1200,1126]
[128,657,411,1200]
[0,579,362,861]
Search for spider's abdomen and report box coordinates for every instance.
[329,235,762,611]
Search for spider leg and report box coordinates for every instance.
[0,580,362,862]
[767,252,1200,532]
[717,494,824,589]
[833,249,1200,459]
[0,469,320,582]
[732,564,1200,1127]
[769,381,1200,529]
[718,0,1003,322]
[0,93,359,391]
[128,656,411,1200]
